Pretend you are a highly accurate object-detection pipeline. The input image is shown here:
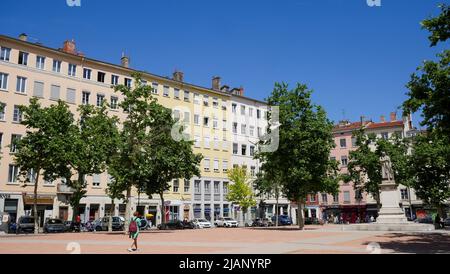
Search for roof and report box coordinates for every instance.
[366,120,404,129]
[333,121,365,133]
[333,120,404,133]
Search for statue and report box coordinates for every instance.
[380,152,394,181]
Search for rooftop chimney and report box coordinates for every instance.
[62,39,77,55]
[18,33,28,42]
[390,112,397,122]
[212,76,221,91]
[380,115,385,122]
[173,70,184,82]
[121,53,130,68]
[239,86,244,96]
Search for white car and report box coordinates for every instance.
[192,218,212,229]
[214,217,239,228]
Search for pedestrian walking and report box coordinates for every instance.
[128,211,141,252]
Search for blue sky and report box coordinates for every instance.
[1,0,447,126]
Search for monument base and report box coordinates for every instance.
[342,222,434,232]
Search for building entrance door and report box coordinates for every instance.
[59,207,69,221]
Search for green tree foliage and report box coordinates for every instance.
[403,4,450,135]
[14,98,75,234]
[66,103,120,223]
[226,166,257,223]
[253,170,283,226]
[258,83,339,229]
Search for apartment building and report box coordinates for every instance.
[319,112,421,223]
[0,33,232,226]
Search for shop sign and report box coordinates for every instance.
[0,194,11,199]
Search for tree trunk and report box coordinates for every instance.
[160,192,166,224]
[124,187,132,234]
[71,174,84,223]
[275,194,279,227]
[33,169,41,234]
[297,199,305,230]
[108,198,114,232]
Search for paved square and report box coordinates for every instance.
[1,225,449,254]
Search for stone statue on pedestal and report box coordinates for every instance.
[380,152,394,182]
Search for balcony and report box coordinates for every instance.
[57,183,75,194]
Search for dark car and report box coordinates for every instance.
[94,216,124,231]
[44,219,66,233]
[251,218,273,227]
[16,216,35,234]
[305,217,320,225]
[272,215,292,226]
[64,221,81,232]
[444,217,450,227]
[158,220,192,230]
[415,216,433,224]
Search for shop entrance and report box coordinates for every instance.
[59,207,69,221]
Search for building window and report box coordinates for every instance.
[257,109,261,119]
[18,51,28,66]
[310,194,316,202]
[194,135,201,148]
[400,189,409,200]
[174,88,180,99]
[204,158,210,172]
[203,95,209,106]
[96,72,105,83]
[241,124,247,135]
[343,191,351,203]
[66,88,76,104]
[214,159,219,172]
[222,119,227,131]
[110,96,118,110]
[36,56,45,70]
[68,64,77,77]
[93,174,101,187]
[232,122,238,134]
[97,94,105,107]
[0,103,5,121]
[381,132,389,140]
[83,68,91,80]
[233,143,238,155]
[341,156,348,167]
[232,104,237,113]
[10,134,21,153]
[203,116,210,127]
[183,179,190,193]
[333,193,339,203]
[0,132,3,150]
[82,91,90,105]
[0,72,8,90]
[193,93,200,104]
[50,85,60,100]
[8,165,19,183]
[194,180,201,193]
[250,166,256,177]
[52,60,61,73]
[111,75,119,86]
[213,98,219,108]
[257,127,262,138]
[321,193,328,204]
[222,100,227,110]
[150,83,158,94]
[249,126,254,137]
[0,47,11,61]
[250,146,255,156]
[213,118,218,129]
[122,78,131,88]
[184,90,191,102]
[33,81,44,98]
[213,136,219,150]
[222,137,228,150]
[16,76,27,93]
[214,181,220,194]
[194,114,200,125]
[204,136,210,148]
[173,179,179,192]
[223,160,228,173]
[241,144,247,156]
[249,108,253,117]
[204,181,211,194]
[340,138,347,148]
[223,182,229,194]
[163,86,170,97]
[351,137,357,147]
[13,106,22,123]
[240,105,246,115]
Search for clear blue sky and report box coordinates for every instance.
[1,0,447,126]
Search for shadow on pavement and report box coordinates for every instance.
[363,233,450,254]
[247,226,321,231]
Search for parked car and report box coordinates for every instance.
[272,215,292,226]
[251,218,273,227]
[158,220,189,230]
[214,217,239,228]
[305,217,320,225]
[44,219,66,233]
[415,216,433,224]
[16,216,35,234]
[94,216,124,231]
[192,218,212,229]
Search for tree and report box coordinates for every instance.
[105,175,126,232]
[408,131,450,217]
[14,98,75,234]
[226,166,257,225]
[257,83,339,229]
[403,4,450,136]
[65,103,120,224]
[253,170,283,226]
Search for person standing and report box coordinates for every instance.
[128,212,141,252]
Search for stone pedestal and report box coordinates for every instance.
[376,180,408,224]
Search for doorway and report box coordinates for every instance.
[59,207,69,221]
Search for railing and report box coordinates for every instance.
[194,194,202,201]
[204,193,212,201]
[57,183,75,194]
[214,194,221,201]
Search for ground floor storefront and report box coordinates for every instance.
[321,205,368,224]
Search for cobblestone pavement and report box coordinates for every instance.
[1,225,449,254]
